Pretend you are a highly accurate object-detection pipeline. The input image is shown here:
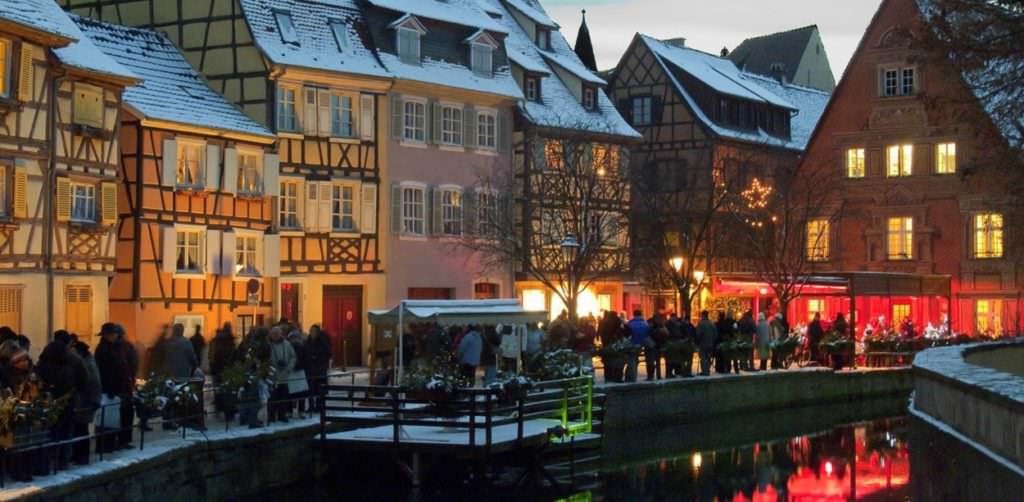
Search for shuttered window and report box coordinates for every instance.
[73,83,103,128]
[471,43,492,77]
[0,286,22,332]
[401,186,425,235]
[65,285,92,337]
[279,180,299,229]
[70,182,96,222]
[176,229,203,272]
[397,28,421,64]
[0,39,9,98]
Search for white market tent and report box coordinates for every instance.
[368,299,549,382]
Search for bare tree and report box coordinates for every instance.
[458,126,631,321]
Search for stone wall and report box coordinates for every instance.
[21,425,322,501]
[911,340,1024,473]
[600,368,913,430]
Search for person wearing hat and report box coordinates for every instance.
[94,323,132,452]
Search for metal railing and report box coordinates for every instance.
[0,369,366,487]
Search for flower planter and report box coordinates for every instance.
[600,355,626,383]
[0,429,50,450]
[830,353,845,371]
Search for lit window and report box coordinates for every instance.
[881,67,915,97]
[583,87,596,110]
[441,188,462,235]
[70,183,96,222]
[474,283,499,300]
[73,83,103,128]
[279,181,299,228]
[331,184,356,232]
[886,217,913,260]
[522,289,546,311]
[806,218,830,261]
[975,300,1003,336]
[935,142,956,174]
[276,87,298,132]
[973,213,1003,258]
[807,299,826,321]
[477,111,496,149]
[441,105,462,145]
[846,148,865,178]
[403,99,426,142]
[175,229,203,272]
[329,19,348,52]
[237,152,262,195]
[0,38,10,98]
[886,144,912,177]
[477,190,497,237]
[275,11,298,44]
[397,27,421,64]
[544,140,564,169]
[592,144,620,176]
[892,304,910,324]
[331,94,355,137]
[471,43,492,77]
[631,96,652,125]
[401,186,424,235]
[525,76,539,101]
[176,140,205,188]
[235,235,259,275]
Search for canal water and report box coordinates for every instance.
[268,395,1020,501]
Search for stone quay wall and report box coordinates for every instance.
[911,340,1024,473]
[600,367,914,430]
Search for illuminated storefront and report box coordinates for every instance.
[517,281,642,320]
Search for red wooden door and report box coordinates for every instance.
[323,286,362,367]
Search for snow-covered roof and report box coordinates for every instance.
[239,0,390,80]
[538,50,606,86]
[377,51,523,99]
[483,0,639,139]
[0,0,77,41]
[503,0,559,29]
[72,16,273,140]
[367,0,507,33]
[639,34,828,151]
[368,299,548,324]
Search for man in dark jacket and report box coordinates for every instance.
[714,312,734,374]
[625,310,649,382]
[95,323,131,452]
[738,310,757,372]
[35,333,89,470]
[808,312,825,365]
[165,323,198,379]
[696,311,717,376]
[305,325,331,412]
[288,331,309,416]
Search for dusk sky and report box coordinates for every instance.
[542,0,884,79]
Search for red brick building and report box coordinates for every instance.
[798,0,1021,336]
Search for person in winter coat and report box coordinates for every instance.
[94,323,132,451]
[209,323,238,382]
[807,312,825,365]
[832,313,848,340]
[116,327,139,447]
[305,324,331,411]
[35,333,89,470]
[738,311,757,371]
[268,327,296,423]
[165,323,199,380]
[714,312,734,374]
[625,310,650,382]
[70,340,101,465]
[769,314,788,369]
[756,313,771,371]
[456,325,482,385]
[696,311,717,376]
[288,330,309,416]
[480,326,501,386]
[190,324,206,373]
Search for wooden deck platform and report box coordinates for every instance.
[321,418,559,456]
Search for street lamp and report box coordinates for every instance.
[669,256,684,315]
[561,233,580,319]
[669,256,684,273]
[560,233,580,263]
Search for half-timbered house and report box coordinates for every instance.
[607,34,829,315]
[487,0,640,318]
[363,0,518,306]
[0,0,136,351]
[62,0,392,366]
[72,16,277,356]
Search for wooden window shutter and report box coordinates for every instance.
[162,138,178,187]
[263,234,280,278]
[497,111,510,152]
[302,88,317,135]
[317,89,332,136]
[318,183,332,233]
[222,148,238,195]
[65,285,92,337]
[100,181,117,226]
[55,177,71,222]
[162,226,177,274]
[360,184,377,234]
[205,144,220,191]
[303,181,319,232]
[463,106,476,148]
[0,287,22,332]
[12,167,27,219]
[17,44,33,102]
[430,187,442,235]
[360,94,375,140]
[390,184,402,233]
[430,100,442,144]
[220,230,236,277]
[206,229,221,275]
[263,153,279,196]
[390,94,403,139]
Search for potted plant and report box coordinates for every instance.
[0,388,67,449]
[770,336,799,368]
[530,348,586,381]
[215,362,257,422]
[598,338,637,383]
[487,374,534,403]
[819,332,854,370]
[664,338,696,377]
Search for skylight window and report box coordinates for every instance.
[275,11,298,44]
[329,18,349,52]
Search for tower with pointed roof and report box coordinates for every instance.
[574,9,597,72]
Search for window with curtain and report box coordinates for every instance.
[886,217,913,260]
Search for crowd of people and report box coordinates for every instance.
[0,319,336,483]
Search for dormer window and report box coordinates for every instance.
[329,18,349,52]
[471,43,493,77]
[525,76,540,102]
[536,28,551,51]
[583,86,596,110]
[398,28,421,64]
[274,10,298,44]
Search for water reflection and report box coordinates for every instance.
[602,417,910,501]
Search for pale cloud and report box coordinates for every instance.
[543,0,882,78]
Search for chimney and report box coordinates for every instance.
[769,62,787,83]
[662,37,686,49]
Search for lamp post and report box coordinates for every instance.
[561,233,581,320]
[670,256,684,316]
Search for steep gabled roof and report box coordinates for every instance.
[239,0,390,79]
[639,34,828,151]
[0,0,76,43]
[483,0,638,139]
[728,25,817,83]
[367,0,507,33]
[504,0,559,29]
[573,10,597,73]
[72,16,272,140]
